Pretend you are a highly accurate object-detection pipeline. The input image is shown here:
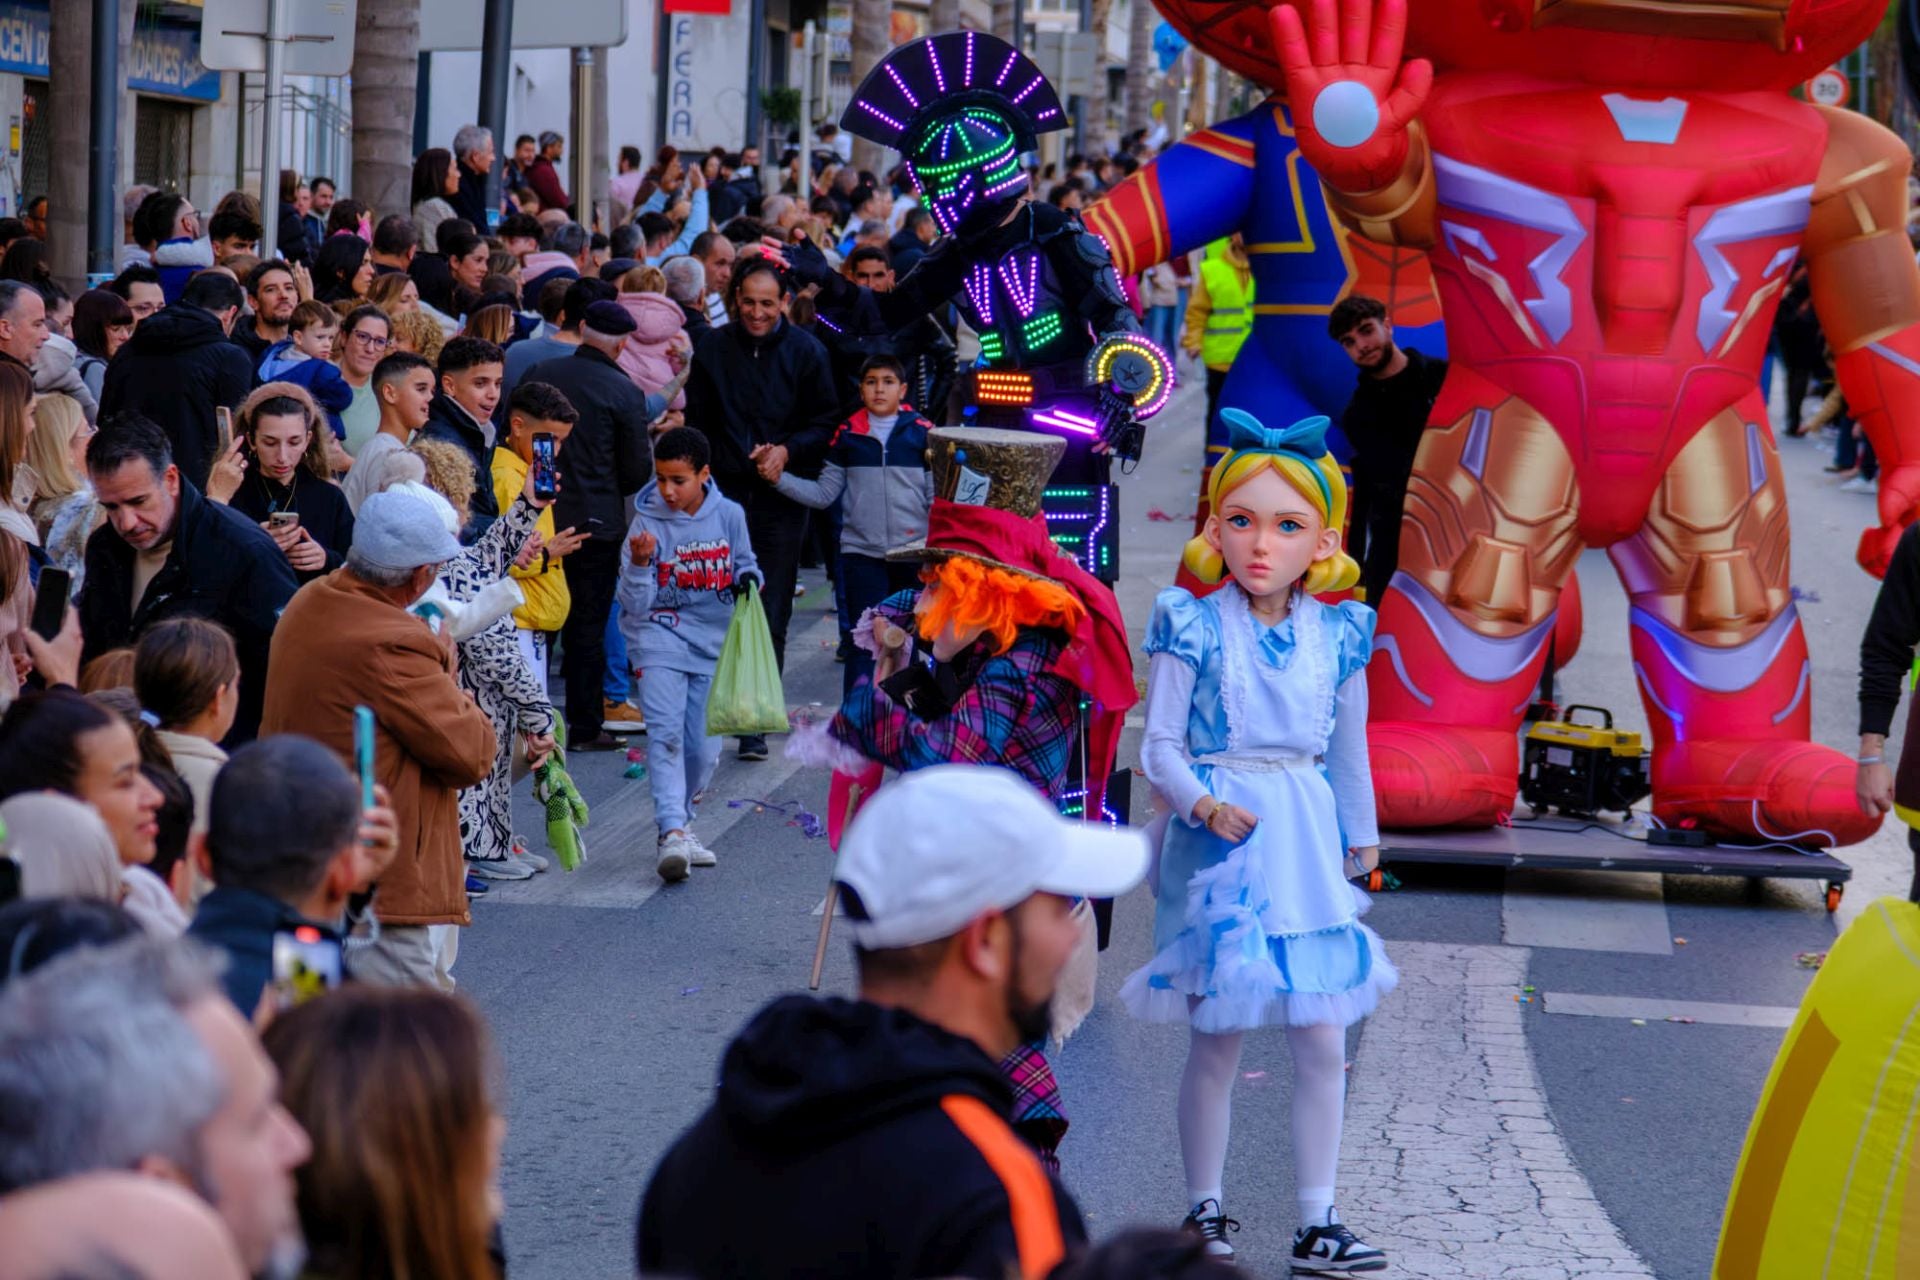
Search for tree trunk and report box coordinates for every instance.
[1085,0,1113,155]
[1123,0,1152,137]
[48,0,100,289]
[849,0,892,175]
[991,0,1015,43]
[351,0,420,218]
[930,0,963,32]
[1186,48,1210,132]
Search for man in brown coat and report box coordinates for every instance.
[261,487,495,989]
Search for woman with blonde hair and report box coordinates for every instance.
[263,986,508,1280]
[366,271,420,318]
[0,361,37,544]
[27,392,100,585]
[461,303,516,348]
[390,309,445,362]
[219,382,355,582]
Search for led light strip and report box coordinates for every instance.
[857,100,906,132]
[1022,310,1063,349]
[885,63,920,109]
[1029,407,1100,436]
[964,31,975,85]
[975,371,1035,405]
[998,251,1040,318]
[1087,336,1175,418]
[929,38,946,94]
[963,264,996,324]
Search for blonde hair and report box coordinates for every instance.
[392,310,444,362]
[1182,449,1360,595]
[408,437,475,528]
[26,393,86,502]
[618,265,667,294]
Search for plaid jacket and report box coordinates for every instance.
[830,596,1078,799]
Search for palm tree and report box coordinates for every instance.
[849,0,892,175]
[992,0,1016,43]
[930,0,963,31]
[1123,0,1152,137]
[1085,0,1114,156]
[350,0,420,217]
[47,0,132,287]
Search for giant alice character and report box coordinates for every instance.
[806,427,1136,1170]
[1083,3,1445,502]
[1120,410,1394,1273]
[778,31,1175,585]
[1253,0,1918,845]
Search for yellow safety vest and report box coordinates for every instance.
[1198,255,1253,370]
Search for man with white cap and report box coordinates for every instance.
[637,765,1149,1280]
[261,488,496,989]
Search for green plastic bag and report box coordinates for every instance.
[705,583,790,736]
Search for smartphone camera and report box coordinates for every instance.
[531,433,558,501]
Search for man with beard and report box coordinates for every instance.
[233,260,300,367]
[637,766,1146,1280]
[1331,294,1447,605]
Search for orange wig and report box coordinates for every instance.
[915,556,1086,656]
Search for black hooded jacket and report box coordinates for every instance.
[637,996,1086,1279]
[98,304,253,490]
[685,318,837,501]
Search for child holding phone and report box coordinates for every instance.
[491,382,589,687]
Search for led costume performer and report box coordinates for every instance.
[783,31,1174,584]
[1082,2,1444,503]
[806,427,1137,1170]
[1119,410,1394,1272]
[1254,0,1920,846]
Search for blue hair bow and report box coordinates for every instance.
[1218,409,1334,510]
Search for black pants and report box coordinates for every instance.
[838,553,922,694]
[742,487,810,671]
[1204,366,1229,452]
[561,538,621,735]
[1784,363,1812,435]
[1358,499,1406,606]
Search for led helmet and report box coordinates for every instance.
[841,30,1067,239]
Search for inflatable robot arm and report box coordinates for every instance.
[1082,112,1261,276]
[1810,106,1920,577]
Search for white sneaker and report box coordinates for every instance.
[468,856,534,881]
[1840,475,1878,493]
[656,832,692,883]
[686,832,718,867]
[509,838,549,873]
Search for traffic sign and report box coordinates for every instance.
[418,0,627,51]
[199,0,356,77]
[1806,68,1850,108]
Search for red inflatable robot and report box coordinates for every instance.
[1276,0,1909,846]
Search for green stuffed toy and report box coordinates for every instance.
[534,713,590,871]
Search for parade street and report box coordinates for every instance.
[461,375,1910,1279]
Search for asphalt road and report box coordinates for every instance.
[459,370,1907,1278]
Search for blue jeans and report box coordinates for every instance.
[636,665,720,836]
[1145,305,1178,353]
[839,553,923,694]
[605,602,630,703]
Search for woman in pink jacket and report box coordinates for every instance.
[613,268,690,413]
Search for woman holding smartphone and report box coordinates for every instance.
[217,382,355,582]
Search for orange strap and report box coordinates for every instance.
[939,1094,1067,1279]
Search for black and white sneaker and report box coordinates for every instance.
[1291,1213,1387,1275]
[1180,1199,1239,1261]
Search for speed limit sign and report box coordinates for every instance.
[1807,68,1850,108]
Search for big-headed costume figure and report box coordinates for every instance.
[1263,0,1920,845]
[782,31,1175,585]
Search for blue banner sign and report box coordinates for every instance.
[0,3,220,102]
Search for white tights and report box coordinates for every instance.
[1177,1022,1348,1227]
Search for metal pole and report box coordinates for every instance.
[87,0,120,279]
[478,0,516,229]
[258,0,286,263]
[413,53,433,156]
[798,21,814,156]
[745,0,766,151]
[1013,0,1027,53]
[572,47,592,225]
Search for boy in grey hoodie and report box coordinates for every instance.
[617,427,762,882]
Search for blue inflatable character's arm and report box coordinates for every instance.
[1083,106,1262,275]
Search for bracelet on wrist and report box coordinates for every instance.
[1858,755,1886,765]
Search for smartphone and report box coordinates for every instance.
[354,705,376,811]
[215,406,233,458]
[270,926,343,1009]
[29,567,69,641]
[531,432,558,501]
[268,511,300,533]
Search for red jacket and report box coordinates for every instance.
[526,157,571,214]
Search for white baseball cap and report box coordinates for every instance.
[835,765,1150,949]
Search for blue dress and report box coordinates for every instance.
[1119,583,1398,1033]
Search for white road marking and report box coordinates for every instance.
[1502,869,1674,955]
[1341,941,1654,1278]
[1540,992,1798,1028]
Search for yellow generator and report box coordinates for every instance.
[1520,705,1651,819]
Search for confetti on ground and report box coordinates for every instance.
[1145,507,1192,522]
[1673,937,1688,945]
[1665,1016,1696,1025]
[1796,950,1828,969]
[680,986,702,996]
[1630,1018,1647,1026]
[1242,1070,1268,1080]
[725,796,827,839]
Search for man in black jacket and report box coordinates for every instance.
[98,271,252,489]
[1331,294,1447,606]
[637,766,1147,1280]
[449,124,498,230]
[527,300,666,749]
[187,737,393,1015]
[416,336,506,543]
[231,260,298,369]
[80,416,298,744]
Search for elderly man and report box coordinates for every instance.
[98,270,253,488]
[661,255,713,346]
[0,279,48,370]
[261,488,495,988]
[527,299,665,749]
[80,416,298,743]
[638,766,1147,1280]
[449,123,499,229]
[692,230,735,330]
[0,936,312,1279]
